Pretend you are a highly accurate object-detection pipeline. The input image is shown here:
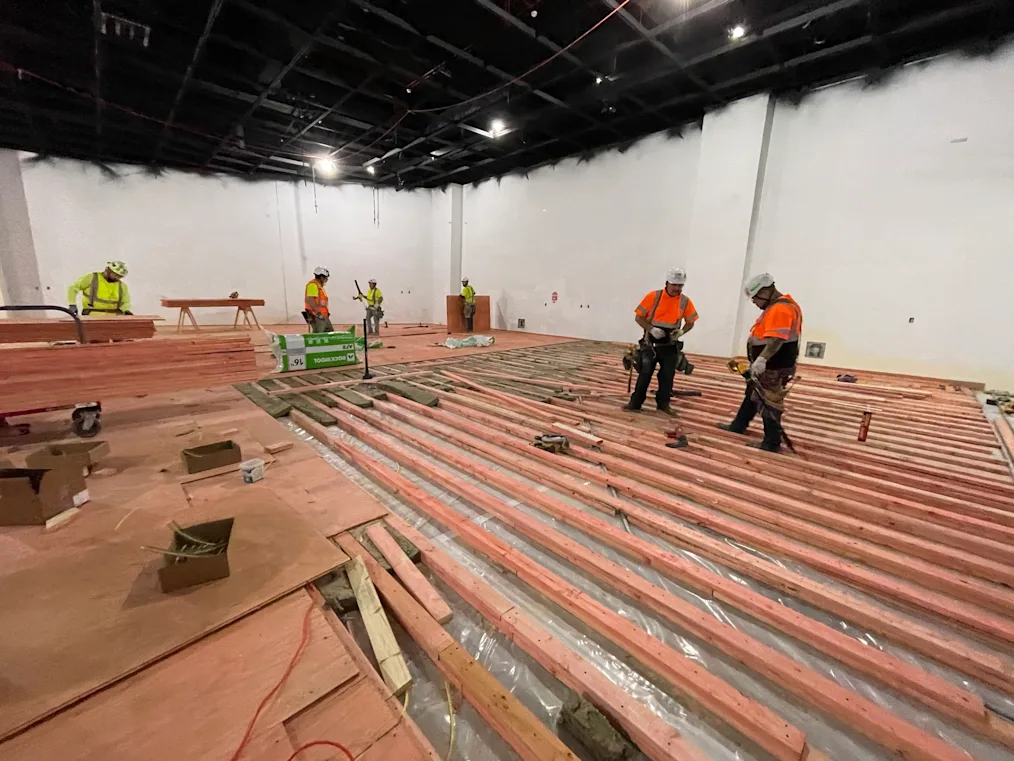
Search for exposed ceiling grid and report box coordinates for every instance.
[0,0,1009,188]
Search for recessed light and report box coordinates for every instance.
[530,9,537,17]
[729,24,746,41]
[406,87,412,94]
[314,157,337,177]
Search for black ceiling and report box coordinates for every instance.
[1,0,1010,189]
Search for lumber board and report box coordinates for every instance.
[0,592,358,761]
[336,534,581,761]
[320,397,986,760]
[0,492,348,741]
[161,298,265,308]
[344,555,413,696]
[294,411,809,761]
[434,390,1014,647]
[365,522,453,624]
[383,393,1014,697]
[371,397,1003,732]
[0,316,157,343]
[0,337,261,411]
[381,512,722,761]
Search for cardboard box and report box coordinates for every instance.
[158,518,234,592]
[180,440,242,474]
[25,440,111,476]
[0,467,90,526]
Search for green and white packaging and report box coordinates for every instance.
[271,329,360,372]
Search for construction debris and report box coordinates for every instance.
[559,689,634,761]
[533,434,570,453]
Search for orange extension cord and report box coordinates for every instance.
[228,601,355,761]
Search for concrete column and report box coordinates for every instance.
[449,184,463,292]
[0,150,42,308]
[684,94,775,356]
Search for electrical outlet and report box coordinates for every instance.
[517,318,526,329]
[805,341,826,359]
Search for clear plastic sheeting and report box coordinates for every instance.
[287,418,1012,761]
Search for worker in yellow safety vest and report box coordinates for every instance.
[304,267,333,333]
[460,277,476,332]
[355,278,384,335]
[68,261,132,315]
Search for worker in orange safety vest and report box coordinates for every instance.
[718,273,803,453]
[304,267,333,333]
[624,267,698,416]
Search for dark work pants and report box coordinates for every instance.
[466,315,474,331]
[628,346,678,410]
[729,382,784,450]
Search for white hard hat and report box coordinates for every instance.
[106,260,128,277]
[666,267,686,285]
[744,273,775,298]
[368,278,376,284]
[313,267,330,278]
[461,277,469,283]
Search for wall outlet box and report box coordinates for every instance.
[805,341,826,359]
[517,318,526,329]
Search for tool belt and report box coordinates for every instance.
[627,339,694,376]
[750,366,796,411]
[366,305,384,318]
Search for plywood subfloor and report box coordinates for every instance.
[0,491,348,740]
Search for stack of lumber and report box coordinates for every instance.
[0,316,157,343]
[0,336,262,410]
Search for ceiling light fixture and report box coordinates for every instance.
[314,157,337,177]
[366,165,376,175]
[595,76,603,85]
[729,24,747,41]
[490,118,508,138]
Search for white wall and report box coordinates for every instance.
[749,49,1014,386]
[462,130,702,342]
[18,158,435,325]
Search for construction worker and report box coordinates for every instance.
[460,277,476,332]
[624,267,698,415]
[304,267,333,333]
[718,273,803,453]
[67,261,132,315]
[355,278,384,335]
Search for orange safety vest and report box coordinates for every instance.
[305,280,329,318]
[749,294,802,345]
[634,290,698,331]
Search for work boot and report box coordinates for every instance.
[656,406,679,417]
[748,440,780,453]
[665,435,689,449]
[716,422,746,434]
[622,403,641,413]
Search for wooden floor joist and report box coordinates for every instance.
[335,534,582,761]
[312,397,1009,758]
[430,388,1014,648]
[380,392,1014,697]
[369,394,1014,747]
[293,411,811,761]
[364,522,453,624]
[295,407,984,761]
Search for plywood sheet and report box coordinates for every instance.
[0,592,358,760]
[0,493,349,740]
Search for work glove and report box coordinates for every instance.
[649,327,666,340]
[67,304,78,316]
[750,356,768,376]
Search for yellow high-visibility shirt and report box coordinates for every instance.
[68,272,131,313]
[357,287,383,307]
[461,285,476,304]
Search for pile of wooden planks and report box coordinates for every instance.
[0,336,262,411]
[0,316,158,344]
